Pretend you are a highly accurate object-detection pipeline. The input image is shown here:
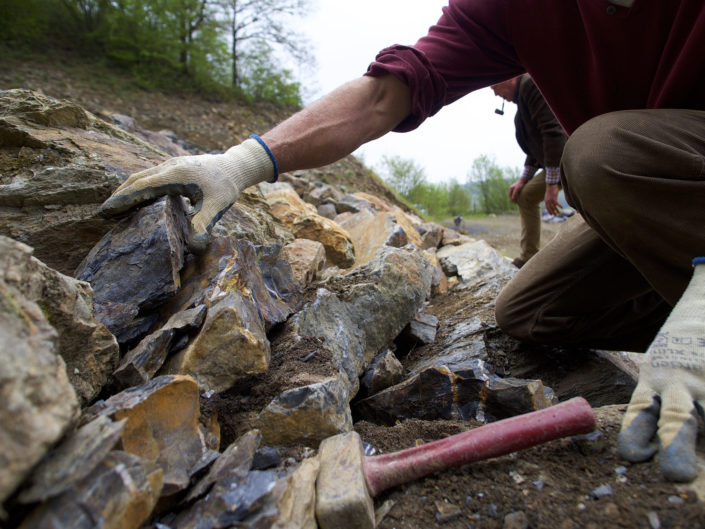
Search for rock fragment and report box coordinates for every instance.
[75,196,189,344]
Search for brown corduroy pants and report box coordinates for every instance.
[495,109,705,352]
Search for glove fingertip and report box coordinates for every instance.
[658,411,699,482]
[618,400,660,463]
[660,443,698,482]
[617,430,658,462]
[188,230,210,255]
[98,193,138,217]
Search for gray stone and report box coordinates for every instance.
[113,305,207,390]
[213,188,295,247]
[420,223,444,250]
[0,89,167,275]
[258,376,353,446]
[503,510,529,529]
[186,429,261,503]
[355,366,457,425]
[0,269,79,507]
[0,235,119,405]
[437,239,516,293]
[173,470,287,529]
[17,451,163,529]
[360,349,405,397]
[75,195,189,344]
[317,202,338,219]
[356,360,555,424]
[18,415,125,504]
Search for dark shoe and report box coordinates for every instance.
[512,258,525,269]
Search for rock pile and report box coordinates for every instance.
[0,89,636,528]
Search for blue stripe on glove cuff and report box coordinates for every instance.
[249,134,280,183]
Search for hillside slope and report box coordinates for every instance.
[0,49,403,206]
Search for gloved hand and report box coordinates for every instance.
[100,136,277,253]
[618,257,705,482]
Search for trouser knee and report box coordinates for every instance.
[561,110,660,211]
[495,286,532,342]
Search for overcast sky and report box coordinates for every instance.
[297,0,526,184]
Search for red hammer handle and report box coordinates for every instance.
[363,397,596,497]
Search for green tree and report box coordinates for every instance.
[468,154,516,214]
[237,41,302,106]
[379,155,428,198]
[218,0,313,88]
[446,178,472,216]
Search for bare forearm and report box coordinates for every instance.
[261,75,411,173]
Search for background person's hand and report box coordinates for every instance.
[100,137,276,253]
[543,184,561,216]
[618,258,705,482]
[508,179,525,202]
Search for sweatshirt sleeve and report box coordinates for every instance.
[365,0,524,132]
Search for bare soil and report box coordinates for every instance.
[453,214,563,261]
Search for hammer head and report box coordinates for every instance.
[315,431,374,529]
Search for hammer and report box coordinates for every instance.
[315,396,596,529]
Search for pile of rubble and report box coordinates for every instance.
[0,89,636,528]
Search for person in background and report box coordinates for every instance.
[101,1,705,484]
[491,74,568,269]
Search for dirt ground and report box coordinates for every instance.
[453,214,564,261]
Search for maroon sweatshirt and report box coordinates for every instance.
[366,0,705,135]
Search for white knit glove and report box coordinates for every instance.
[618,258,705,482]
[100,136,277,253]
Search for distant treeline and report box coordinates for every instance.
[378,154,519,219]
[1,0,312,105]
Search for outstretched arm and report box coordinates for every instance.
[263,74,411,173]
[100,74,411,253]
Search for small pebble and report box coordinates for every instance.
[614,466,628,475]
[509,471,525,484]
[487,503,499,518]
[603,502,619,517]
[301,351,317,362]
[503,510,528,529]
[435,500,461,523]
[532,480,545,490]
[374,499,396,526]
[647,511,660,529]
[362,441,377,456]
[251,446,280,470]
[668,495,685,504]
[577,503,586,511]
[591,484,613,499]
[572,430,606,454]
